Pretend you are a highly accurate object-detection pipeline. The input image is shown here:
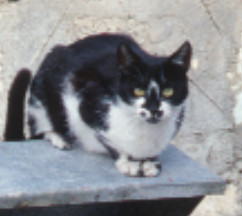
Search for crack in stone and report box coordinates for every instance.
[199,0,221,34]
[189,78,234,127]
[31,0,74,67]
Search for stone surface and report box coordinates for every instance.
[192,184,241,216]
[0,0,241,215]
[0,140,225,209]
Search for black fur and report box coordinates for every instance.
[28,34,190,145]
[4,69,31,141]
[4,33,191,142]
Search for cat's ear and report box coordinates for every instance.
[168,41,192,73]
[117,43,139,70]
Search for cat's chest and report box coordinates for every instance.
[101,102,176,158]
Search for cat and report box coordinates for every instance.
[4,33,192,177]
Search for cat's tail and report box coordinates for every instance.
[4,69,32,141]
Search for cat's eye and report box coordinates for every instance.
[162,88,174,98]
[134,88,145,97]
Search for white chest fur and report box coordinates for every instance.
[63,81,182,158]
[101,100,180,159]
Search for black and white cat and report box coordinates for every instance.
[5,33,192,177]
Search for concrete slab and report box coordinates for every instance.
[0,140,225,209]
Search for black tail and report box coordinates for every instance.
[4,69,32,141]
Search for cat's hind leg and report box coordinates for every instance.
[28,96,72,150]
[44,131,71,150]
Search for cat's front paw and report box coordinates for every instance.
[141,160,162,177]
[44,132,71,150]
[115,155,161,177]
[115,155,141,177]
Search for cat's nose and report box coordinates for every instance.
[150,110,163,118]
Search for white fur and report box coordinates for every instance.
[115,154,161,177]
[148,80,160,95]
[142,161,160,177]
[28,79,183,164]
[115,155,140,176]
[136,97,152,119]
[62,79,182,159]
[28,98,71,149]
[136,80,173,122]
[101,98,183,159]
[136,97,172,121]
[28,99,53,135]
[62,82,107,153]
[44,131,69,149]
[161,101,173,120]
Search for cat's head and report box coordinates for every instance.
[117,41,192,124]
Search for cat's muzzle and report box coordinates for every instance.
[147,117,160,124]
[141,110,163,124]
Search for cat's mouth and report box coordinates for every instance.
[146,117,161,124]
[139,110,163,124]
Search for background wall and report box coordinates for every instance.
[0,0,241,215]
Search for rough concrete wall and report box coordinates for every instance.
[0,0,241,215]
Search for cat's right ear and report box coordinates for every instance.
[117,43,139,70]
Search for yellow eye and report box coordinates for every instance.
[134,88,145,97]
[162,88,174,98]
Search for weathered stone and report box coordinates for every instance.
[192,184,240,216]
[0,140,225,209]
[174,130,235,174]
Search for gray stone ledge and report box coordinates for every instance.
[0,140,226,209]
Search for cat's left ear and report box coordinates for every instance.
[117,43,139,70]
[168,41,192,73]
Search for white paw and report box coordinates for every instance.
[115,155,140,177]
[44,132,70,150]
[142,161,161,177]
[115,155,161,177]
